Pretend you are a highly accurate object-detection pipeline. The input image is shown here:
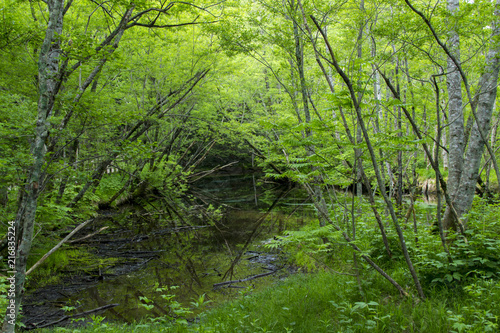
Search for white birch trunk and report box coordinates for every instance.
[454,0,500,220]
[442,0,465,229]
[445,0,464,197]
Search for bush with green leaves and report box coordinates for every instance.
[416,197,500,288]
[418,235,500,287]
[368,234,406,269]
[265,223,355,272]
[446,279,500,332]
[0,275,9,318]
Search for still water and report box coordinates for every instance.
[24,174,315,328]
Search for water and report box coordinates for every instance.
[23,174,315,328]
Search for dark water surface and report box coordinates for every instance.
[23,174,314,329]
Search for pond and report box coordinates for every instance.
[22,174,315,329]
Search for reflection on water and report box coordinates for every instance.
[32,174,316,326]
[24,174,444,328]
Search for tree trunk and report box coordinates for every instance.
[2,1,64,331]
[406,0,500,230]
[454,7,500,219]
[312,16,425,298]
[442,0,464,229]
[292,0,328,227]
[485,115,499,194]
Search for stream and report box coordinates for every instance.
[22,174,314,330]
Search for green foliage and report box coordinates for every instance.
[418,235,500,287]
[0,275,9,318]
[368,234,405,268]
[265,223,345,271]
[35,199,74,230]
[0,91,34,221]
[139,284,193,324]
[416,197,500,288]
[33,271,484,333]
[94,174,127,203]
[453,280,500,332]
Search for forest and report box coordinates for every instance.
[1,0,500,331]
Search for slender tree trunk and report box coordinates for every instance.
[432,78,451,255]
[297,3,392,258]
[291,0,328,227]
[2,1,64,331]
[485,115,499,194]
[371,38,386,186]
[395,61,403,210]
[354,0,366,297]
[312,16,425,298]
[442,0,464,229]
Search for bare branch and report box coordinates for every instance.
[26,219,95,275]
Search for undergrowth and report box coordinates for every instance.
[32,196,500,332]
[37,271,500,333]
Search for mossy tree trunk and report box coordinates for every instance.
[2,1,65,331]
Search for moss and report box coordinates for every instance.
[26,246,112,290]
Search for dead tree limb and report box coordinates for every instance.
[26,218,94,275]
[26,304,119,330]
[213,270,278,288]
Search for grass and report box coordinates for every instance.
[35,269,500,333]
[27,195,500,332]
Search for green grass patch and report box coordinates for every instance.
[28,195,500,333]
[36,271,500,333]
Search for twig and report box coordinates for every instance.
[26,304,119,330]
[68,226,109,243]
[213,270,278,288]
[187,161,239,183]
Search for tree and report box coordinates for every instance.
[404,0,500,230]
[3,1,66,330]
[444,0,465,230]
[2,0,218,330]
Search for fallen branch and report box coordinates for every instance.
[26,304,119,330]
[68,226,109,243]
[26,219,94,275]
[213,270,278,288]
[187,161,240,183]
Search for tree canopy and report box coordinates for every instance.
[1,0,500,330]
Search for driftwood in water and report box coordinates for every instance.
[188,161,240,183]
[26,218,95,275]
[213,270,278,289]
[74,225,209,245]
[68,226,109,243]
[26,304,119,330]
